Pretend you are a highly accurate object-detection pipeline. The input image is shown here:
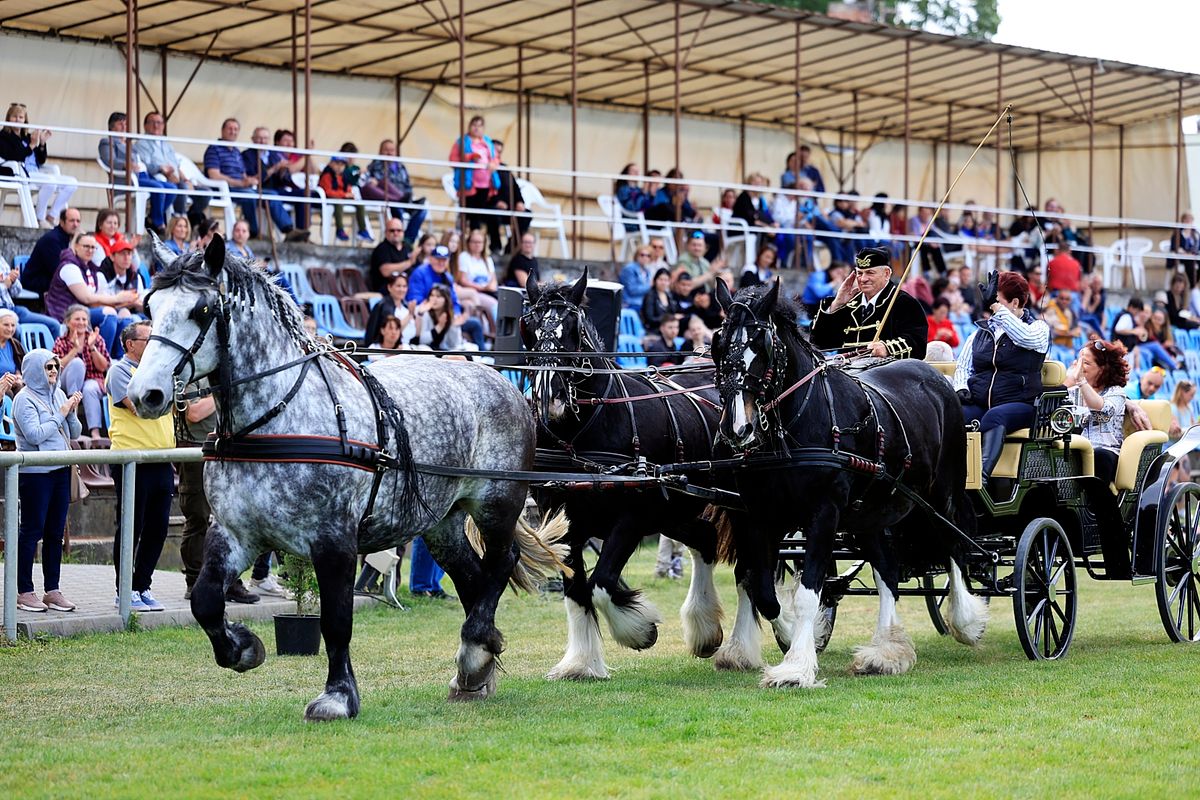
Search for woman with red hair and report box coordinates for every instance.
[1064,339,1129,485]
[952,270,1050,485]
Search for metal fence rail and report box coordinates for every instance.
[2,448,202,642]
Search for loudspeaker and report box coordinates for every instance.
[492,279,624,366]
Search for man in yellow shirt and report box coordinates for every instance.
[107,321,176,612]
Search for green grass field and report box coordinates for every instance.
[2,544,1197,799]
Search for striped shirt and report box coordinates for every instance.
[952,305,1051,392]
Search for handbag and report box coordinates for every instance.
[69,464,89,503]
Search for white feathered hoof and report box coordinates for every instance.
[448,663,497,702]
[303,689,359,722]
[593,587,662,651]
[850,625,916,676]
[946,594,990,647]
[760,657,825,689]
[546,657,610,681]
[683,616,723,659]
[713,640,763,672]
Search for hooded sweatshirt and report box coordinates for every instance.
[13,348,81,471]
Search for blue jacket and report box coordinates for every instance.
[405,264,462,314]
[13,349,82,472]
[618,262,652,309]
[25,225,71,294]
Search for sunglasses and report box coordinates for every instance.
[651,243,665,249]
[10,103,26,109]
[45,363,59,371]
[636,252,651,258]
[1093,341,1106,351]
[386,228,404,234]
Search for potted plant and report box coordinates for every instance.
[273,553,322,656]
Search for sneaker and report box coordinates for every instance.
[42,590,76,612]
[16,592,47,612]
[116,591,148,611]
[284,228,311,243]
[137,590,165,612]
[414,589,456,601]
[356,229,373,242]
[336,228,350,242]
[183,585,192,601]
[669,554,685,580]
[225,581,261,604]
[251,574,292,599]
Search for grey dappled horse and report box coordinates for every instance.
[127,236,567,720]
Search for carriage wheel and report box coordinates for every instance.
[1012,518,1077,661]
[922,574,950,636]
[1155,482,1200,643]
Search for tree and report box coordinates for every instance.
[762,0,1001,42]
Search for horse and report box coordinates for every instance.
[709,279,987,687]
[126,236,569,720]
[522,269,759,677]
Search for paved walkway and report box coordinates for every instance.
[3,563,379,638]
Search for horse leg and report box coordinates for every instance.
[547,533,609,681]
[850,537,916,676]
[591,517,662,651]
[761,504,838,689]
[671,516,724,658]
[191,522,264,673]
[944,560,989,646]
[303,537,361,722]
[714,562,764,671]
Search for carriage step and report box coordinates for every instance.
[1130,575,1156,586]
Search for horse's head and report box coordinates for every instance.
[127,236,229,418]
[521,267,596,422]
[711,278,791,450]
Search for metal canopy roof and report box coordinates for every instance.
[4,0,1198,147]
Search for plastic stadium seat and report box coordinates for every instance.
[311,296,364,339]
[338,267,370,297]
[306,266,343,297]
[280,264,317,303]
[0,395,15,443]
[19,323,54,352]
[616,333,647,368]
[619,308,644,338]
[339,296,371,331]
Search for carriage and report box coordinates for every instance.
[774,359,1200,661]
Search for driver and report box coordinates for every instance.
[810,247,928,358]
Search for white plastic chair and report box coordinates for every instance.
[96,157,149,234]
[177,154,235,233]
[717,207,756,269]
[598,194,643,262]
[289,172,331,244]
[1125,237,1152,290]
[0,161,38,227]
[515,178,569,258]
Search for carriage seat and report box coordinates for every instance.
[1112,399,1171,492]
[927,360,1065,386]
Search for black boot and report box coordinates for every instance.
[980,427,1007,484]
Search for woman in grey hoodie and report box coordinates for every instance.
[12,348,82,612]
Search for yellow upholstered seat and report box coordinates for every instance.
[1111,399,1172,491]
[1040,361,1066,387]
[929,361,956,378]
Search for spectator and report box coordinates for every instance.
[363,272,416,348]
[1078,273,1107,337]
[106,240,147,315]
[619,245,654,310]
[405,245,485,349]
[137,111,208,225]
[0,103,78,227]
[680,314,712,360]
[370,316,406,356]
[615,163,651,229]
[793,177,851,266]
[164,214,191,257]
[1167,212,1200,286]
[1042,198,1093,272]
[1046,240,1082,294]
[411,284,462,351]
[670,271,695,315]
[491,140,528,252]
[927,298,959,348]
[107,321,176,612]
[1065,340,1128,486]
[1145,307,1182,368]
[739,243,778,289]
[203,118,298,241]
[504,231,538,288]
[1171,380,1196,441]
[781,145,825,193]
[867,193,895,251]
[411,233,437,271]
[440,229,463,278]
[449,115,503,252]
[23,206,81,295]
[409,535,453,599]
[732,173,779,245]
[253,127,313,239]
[640,267,679,330]
[908,206,948,276]
[1166,272,1199,330]
[655,534,686,580]
[688,287,724,330]
[45,233,137,358]
[97,111,172,234]
[456,229,499,320]
[771,185,800,270]
[1113,297,1175,370]
[0,309,25,392]
[1127,366,1166,401]
[12,349,81,612]
[676,230,722,286]
[644,314,683,368]
[53,304,110,439]
[0,253,61,332]
[93,208,139,266]
[647,237,670,270]
[368,218,417,292]
[318,155,370,243]
[1043,290,1082,348]
[363,139,426,246]
[225,220,254,259]
[647,168,702,226]
[193,217,222,251]
[800,261,848,315]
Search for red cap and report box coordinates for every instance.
[112,240,135,253]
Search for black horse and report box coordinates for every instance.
[522,269,759,678]
[710,280,987,687]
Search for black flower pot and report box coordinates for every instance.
[274,613,321,656]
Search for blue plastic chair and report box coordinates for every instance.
[19,322,54,353]
[619,308,644,338]
[616,333,647,369]
[0,395,15,444]
[311,296,364,339]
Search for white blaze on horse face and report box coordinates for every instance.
[730,328,754,443]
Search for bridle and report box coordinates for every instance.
[714,302,789,448]
[144,286,224,391]
[522,298,600,422]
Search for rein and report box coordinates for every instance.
[576,382,719,409]
[761,363,825,414]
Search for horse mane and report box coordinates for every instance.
[734,284,822,363]
[151,248,313,350]
[536,280,613,365]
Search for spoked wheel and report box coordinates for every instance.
[923,574,950,635]
[1156,482,1200,643]
[1012,518,1077,661]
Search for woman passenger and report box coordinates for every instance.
[1064,339,1129,486]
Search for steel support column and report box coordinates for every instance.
[1035,113,1042,205]
[945,106,952,201]
[673,0,682,251]
[516,46,523,179]
[571,0,578,258]
[1176,78,1185,220]
[996,53,1002,216]
[160,46,168,133]
[794,21,802,186]
[291,13,298,144]
[903,37,910,202]
[1118,124,1125,242]
[1088,65,1095,243]
[457,0,465,232]
[304,0,311,221]
[642,61,650,173]
[124,0,135,233]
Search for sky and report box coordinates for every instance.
[993,0,1200,130]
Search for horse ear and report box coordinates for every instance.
[762,277,781,311]
[569,266,589,306]
[204,235,226,278]
[148,230,176,271]
[526,264,541,305]
[714,278,733,312]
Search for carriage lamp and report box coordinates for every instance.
[1049,405,1086,436]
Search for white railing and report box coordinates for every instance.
[1,447,202,642]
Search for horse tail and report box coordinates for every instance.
[705,505,738,564]
[465,508,574,593]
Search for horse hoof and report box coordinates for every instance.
[448,670,497,701]
[760,659,824,689]
[713,644,763,672]
[304,690,359,722]
[850,627,916,676]
[546,661,609,681]
[694,639,722,659]
[227,625,265,673]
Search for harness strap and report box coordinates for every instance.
[228,359,316,438]
[761,363,824,413]
[575,382,719,408]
